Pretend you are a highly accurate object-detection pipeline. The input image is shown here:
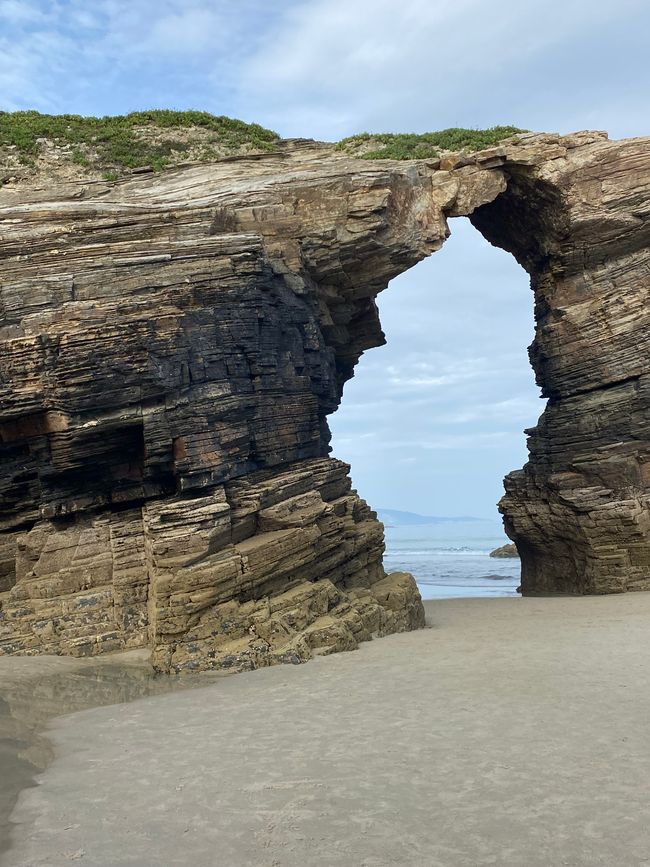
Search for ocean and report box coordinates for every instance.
[383,520,521,599]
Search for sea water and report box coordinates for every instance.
[383,520,520,599]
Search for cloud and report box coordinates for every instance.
[0,0,45,24]
[144,9,222,55]
[4,0,646,139]
[240,0,650,139]
[329,217,541,514]
[383,355,513,391]
[0,26,74,110]
[337,431,514,453]
[0,0,285,115]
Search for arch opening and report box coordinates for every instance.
[2,132,650,670]
[330,216,542,598]
[326,142,650,598]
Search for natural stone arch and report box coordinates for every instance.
[1,130,649,670]
[469,156,650,595]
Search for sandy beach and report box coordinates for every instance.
[3,594,650,867]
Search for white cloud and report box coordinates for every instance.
[0,27,74,110]
[240,0,650,139]
[338,431,514,454]
[0,0,45,24]
[329,217,541,514]
[145,9,225,55]
[0,0,276,114]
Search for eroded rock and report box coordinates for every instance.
[1,130,649,668]
[489,544,519,559]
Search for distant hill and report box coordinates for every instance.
[376,509,485,526]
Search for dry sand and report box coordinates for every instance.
[3,594,650,867]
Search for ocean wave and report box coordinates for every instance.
[384,548,496,556]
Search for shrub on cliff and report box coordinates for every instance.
[337,126,525,160]
[0,110,280,177]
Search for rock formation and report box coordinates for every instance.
[1,129,649,669]
[489,544,519,559]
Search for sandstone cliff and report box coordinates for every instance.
[1,128,648,670]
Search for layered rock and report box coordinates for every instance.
[0,454,424,671]
[468,134,650,593]
[1,129,649,668]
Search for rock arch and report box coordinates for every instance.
[1,130,649,669]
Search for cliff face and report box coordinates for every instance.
[1,130,649,669]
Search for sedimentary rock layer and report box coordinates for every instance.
[1,130,649,668]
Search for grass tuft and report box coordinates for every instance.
[0,110,280,176]
[337,126,526,160]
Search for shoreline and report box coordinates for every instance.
[3,593,650,866]
[0,651,219,861]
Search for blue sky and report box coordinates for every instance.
[2,0,649,517]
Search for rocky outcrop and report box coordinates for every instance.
[1,129,649,668]
[468,134,650,594]
[489,544,519,559]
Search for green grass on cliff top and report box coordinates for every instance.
[0,109,280,173]
[337,126,525,160]
[0,112,526,178]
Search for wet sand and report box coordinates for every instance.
[4,594,650,866]
[0,652,212,861]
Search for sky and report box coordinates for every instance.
[2,0,649,518]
